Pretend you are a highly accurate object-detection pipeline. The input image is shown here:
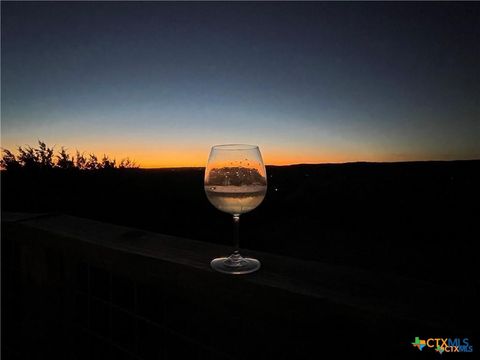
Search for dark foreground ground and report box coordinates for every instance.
[2,160,479,358]
[2,160,479,283]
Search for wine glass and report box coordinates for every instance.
[204,144,267,274]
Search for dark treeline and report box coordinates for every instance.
[0,140,138,171]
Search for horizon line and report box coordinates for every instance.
[139,158,480,170]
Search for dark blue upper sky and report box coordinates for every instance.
[2,1,479,166]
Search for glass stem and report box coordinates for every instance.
[233,214,240,255]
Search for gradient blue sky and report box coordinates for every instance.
[2,1,479,167]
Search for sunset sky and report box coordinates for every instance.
[2,2,479,168]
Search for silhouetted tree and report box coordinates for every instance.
[17,145,39,169]
[101,154,116,169]
[75,151,87,170]
[56,147,75,169]
[36,141,54,168]
[0,149,21,170]
[12,141,55,169]
[1,141,139,171]
[119,157,138,169]
[86,154,99,170]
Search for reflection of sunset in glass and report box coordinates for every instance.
[204,144,266,274]
[205,185,267,215]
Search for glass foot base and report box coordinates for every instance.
[211,253,261,274]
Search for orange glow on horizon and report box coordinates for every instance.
[132,148,363,168]
[136,150,429,168]
[2,137,474,169]
[121,149,478,168]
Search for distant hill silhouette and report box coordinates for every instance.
[3,158,479,287]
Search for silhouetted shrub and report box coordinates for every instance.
[56,147,75,169]
[86,154,99,170]
[1,140,139,171]
[37,141,55,168]
[101,154,116,170]
[17,145,39,169]
[0,149,21,170]
[119,157,137,169]
[75,151,87,170]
